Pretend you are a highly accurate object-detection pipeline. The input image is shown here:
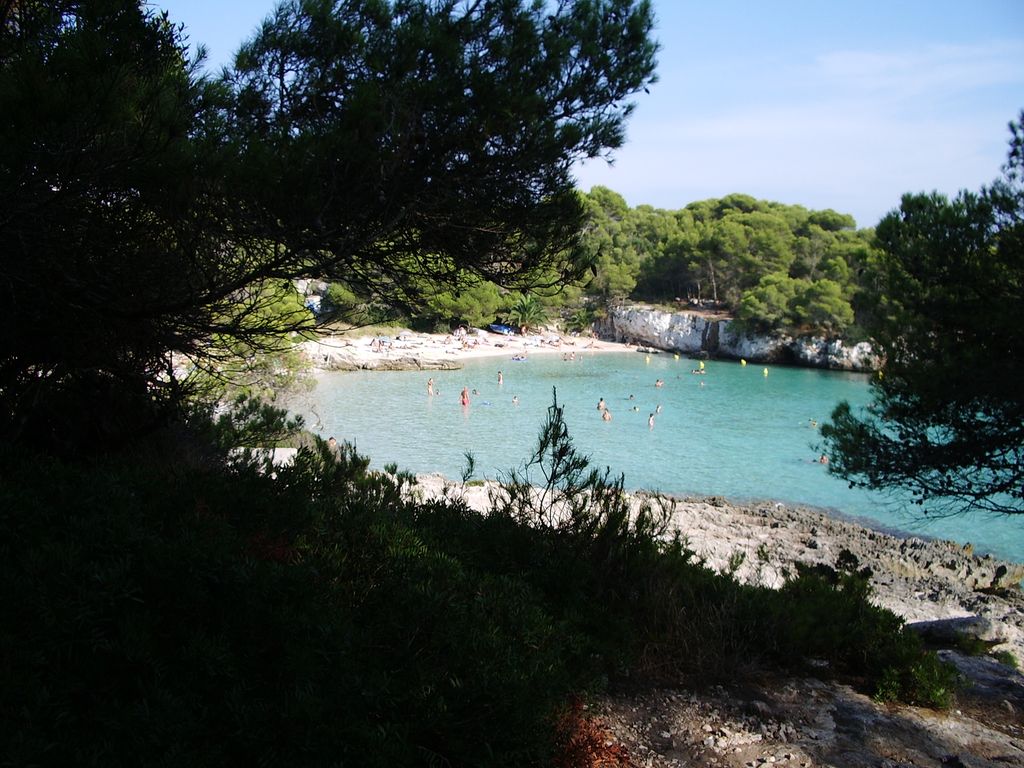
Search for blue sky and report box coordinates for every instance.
[157,0,1024,228]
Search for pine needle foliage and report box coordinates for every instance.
[1,398,956,766]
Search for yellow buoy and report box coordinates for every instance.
[645,355,650,364]
[674,353,680,360]
[763,367,769,377]
[699,360,705,370]
[740,359,747,366]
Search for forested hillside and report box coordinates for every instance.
[582,189,877,337]
[341,188,881,338]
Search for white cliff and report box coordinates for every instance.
[601,304,880,372]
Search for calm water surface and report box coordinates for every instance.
[294,352,1023,564]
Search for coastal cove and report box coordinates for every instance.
[292,349,1024,566]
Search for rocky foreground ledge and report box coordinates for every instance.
[415,475,1024,768]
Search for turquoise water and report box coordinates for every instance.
[295,352,1023,564]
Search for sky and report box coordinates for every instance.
[156,0,1024,228]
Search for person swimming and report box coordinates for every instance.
[460,387,471,406]
[597,397,606,410]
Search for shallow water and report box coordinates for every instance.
[294,351,1023,564]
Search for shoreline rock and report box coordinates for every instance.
[413,474,1024,768]
[600,304,882,372]
[413,475,1024,663]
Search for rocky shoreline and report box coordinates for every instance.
[414,475,1024,767]
[600,304,881,372]
[414,475,1024,663]
[298,309,879,374]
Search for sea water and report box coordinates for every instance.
[295,351,1023,564]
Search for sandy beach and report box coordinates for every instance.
[300,327,635,371]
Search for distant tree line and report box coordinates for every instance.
[581,188,876,337]
[339,187,880,337]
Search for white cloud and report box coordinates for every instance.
[816,41,1024,100]
[576,38,1023,227]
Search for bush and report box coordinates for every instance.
[1,398,959,766]
[0,441,581,766]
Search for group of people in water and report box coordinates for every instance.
[424,368,833,466]
[426,370,519,408]
[428,370,671,424]
[595,381,665,429]
[419,361,836,470]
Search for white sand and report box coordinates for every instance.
[301,327,639,370]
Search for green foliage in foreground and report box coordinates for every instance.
[1,400,955,766]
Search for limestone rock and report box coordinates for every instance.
[600,304,881,372]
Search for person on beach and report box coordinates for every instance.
[597,397,606,411]
[427,378,434,396]
[497,370,503,385]
[602,409,613,421]
[460,387,471,406]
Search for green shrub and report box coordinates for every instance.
[1,396,961,766]
[0,441,581,766]
[992,650,1019,669]
[875,652,959,709]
